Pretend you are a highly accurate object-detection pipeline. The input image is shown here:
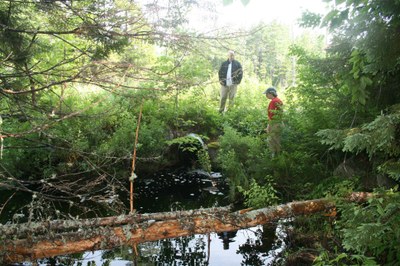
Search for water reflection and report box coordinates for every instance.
[218,231,237,250]
[27,226,277,266]
[68,224,284,266]
[27,223,287,266]
[9,169,288,265]
[134,169,229,213]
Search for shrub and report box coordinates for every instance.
[238,177,279,208]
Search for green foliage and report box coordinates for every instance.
[346,49,373,105]
[316,129,347,151]
[218,149,248,199]
[266,151,329,201]
[320,0,400,109]
[1,1,400,264]
[0,0,134,95]
[197,148,212,173]
[238,177,279,208]
[335,190,400,265]
[217,77,267,136]
[294,1,400,191]
[222,106,266,136]
[299,11,322,29]
[286,52,349,130]
[217,126,267,199]
[317,109,400,181]
[177,55,213,84]
[313,250,378,266]
[378,161,400,182]
[244,22,293,87]
[310,176,359,199]
[166,135,204,153]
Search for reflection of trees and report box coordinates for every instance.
[38,252,86,266]
[238,238,265,266]
[139,236,208,265]
[237,225,277,266]
[102,247,131,265]
[55,238,207,266]
[36,224,282,265]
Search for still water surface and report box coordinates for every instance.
[15,169,288,265]
[59,224,286,266]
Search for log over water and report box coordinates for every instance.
[0,192,372,263]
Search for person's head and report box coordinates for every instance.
[263,87,278,99]
[228,50,235,61]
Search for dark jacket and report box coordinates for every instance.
[218,60,243,86]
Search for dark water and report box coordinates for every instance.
[134,169,230,213]
[9,169,288,266]
[41,223,288,266]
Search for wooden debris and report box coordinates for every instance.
[0,192,373,263]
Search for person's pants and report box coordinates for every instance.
[219,84,238,113]
[268,123,282,155]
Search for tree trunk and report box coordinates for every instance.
[0,192,372,264]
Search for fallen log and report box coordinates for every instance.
[0,205,233,239]
[0,192,373,263]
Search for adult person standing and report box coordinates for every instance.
[218,50,243,113]
[263,87,283,157]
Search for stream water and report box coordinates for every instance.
[8,169,288,266]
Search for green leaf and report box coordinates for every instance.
[322,10,339,27]
[360,76,373,86]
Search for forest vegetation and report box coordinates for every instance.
[0,0,400,264]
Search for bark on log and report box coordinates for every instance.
[0,205,233,239]
[0,192,373,264]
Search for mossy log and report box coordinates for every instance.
[0,192,372,263]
